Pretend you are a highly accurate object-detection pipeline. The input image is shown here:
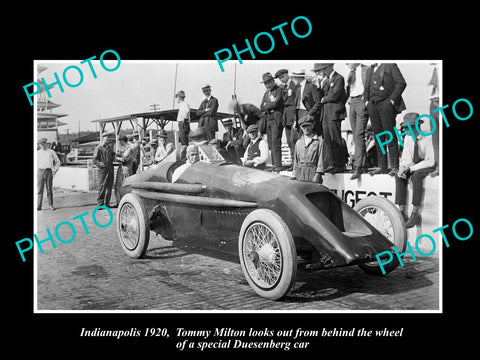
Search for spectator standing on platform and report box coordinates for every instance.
[292,70,323,143]
[313,63,347,174]
[37,138,61,211]
[364,63,407,176]
[275,68,297,168]
[395,113,435,228]
[428,63,440,177]
[93,132,115,207]
[260,72,284,172]
[346,63,370,180]
[197,84,219,141]
[292,116,324,184]
[176,90,190,154]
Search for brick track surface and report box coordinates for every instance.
[35,190,439,311]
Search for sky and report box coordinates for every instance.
[35,60,439,134]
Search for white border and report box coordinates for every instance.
[33,59,443,314]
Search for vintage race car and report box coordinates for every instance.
[116,144,407,300]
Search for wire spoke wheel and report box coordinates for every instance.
[119,203,140,250]
[116,193,150,259]
[243,223,282,289]
[238,209,296,300]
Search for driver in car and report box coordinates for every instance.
[172,144,200,182]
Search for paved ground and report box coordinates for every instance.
[35,189,439,311]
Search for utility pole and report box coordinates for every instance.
[150,104,160,112]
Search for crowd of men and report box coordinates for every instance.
[38,63,440,229]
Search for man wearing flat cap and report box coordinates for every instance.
[395,112,435,228]
[275,68,298,167]
[260,72,284,172]
[37,138,61,210]
[196,84,219,141]
[312,63,348,174]
[93,132,115,208]
[364,62,407,175]
[241,124,269,170]
[219,118,245,165]
[292,115,324,184]
[176,90,191,150]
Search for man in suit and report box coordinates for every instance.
[219,117,246,165]
[196,84,219,141]
[364,63,407,175]
[313,63,347,173]
[291,70,323,143]
[260,72,284,172]
[275,69,297,168]
[346,63,369,180]
[230,98,264,133]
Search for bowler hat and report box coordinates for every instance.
[274,69,288,78]
[246,124,259,133]
[298,115,314,126]
[312,63,334,72]
[260,72,275,83]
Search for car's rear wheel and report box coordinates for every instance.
[117,193,150,258]
[238,209,297,300]
[354,196,407,275]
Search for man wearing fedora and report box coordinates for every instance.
[313,63,347,174]
[364,63,407,176]
[176,90,191,149]
[219,117,245,165]
[292,70,323,140]
[93,132,115,208]
[260,72,284,172]
[196,84,219,141]
[275,69,297,166]
[395,112,435,228]
[37,138,61,211]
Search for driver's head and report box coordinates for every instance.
[186,144,199,164]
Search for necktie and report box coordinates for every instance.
[413,141,420,164]
[347,69,356,86]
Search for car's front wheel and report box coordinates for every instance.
[238,209,297,300]
[117,193,150,258]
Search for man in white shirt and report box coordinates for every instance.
[395,113,436,228]
[37,138,60,210]
[176,90,191,154]
[346,63,369,180]
[241,125,269,170]
[172,144,199,183]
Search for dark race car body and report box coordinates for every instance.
[116,145,405,300]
